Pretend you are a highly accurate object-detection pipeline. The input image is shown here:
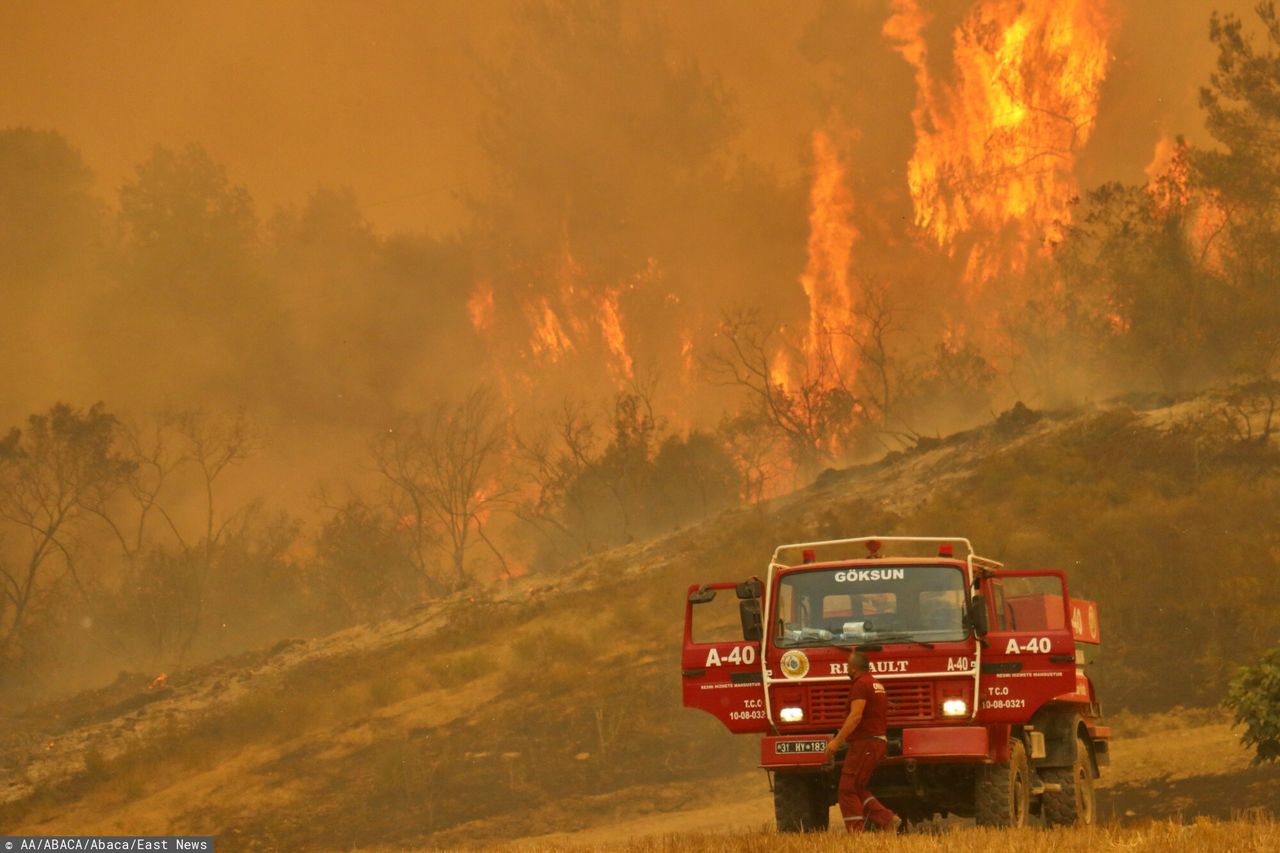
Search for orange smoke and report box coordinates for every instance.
[885,0,1111,286]
[798,129,861,385]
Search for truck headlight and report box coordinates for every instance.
[779,706,804,722]
[941,698,968,717]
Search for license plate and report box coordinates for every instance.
[774,739,826,755]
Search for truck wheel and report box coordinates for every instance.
[773,773,827,832]
[1042,735,1096,826]
[975,738,1030,828]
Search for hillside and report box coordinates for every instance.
[2,388,1278,850]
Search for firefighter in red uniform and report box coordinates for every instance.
[823,649,901,833]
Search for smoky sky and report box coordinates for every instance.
[1,1,1249,235]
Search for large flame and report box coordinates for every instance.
[599,287,634,381]
[798,129,861,385]
[478,224,640,388]
[885,0,1111,285]
[525,297,574,361]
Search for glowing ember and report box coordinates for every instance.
[885,0,1111,285]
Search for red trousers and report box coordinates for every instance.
[838,737,896,832]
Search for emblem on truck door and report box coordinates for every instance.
[781,650,810,679]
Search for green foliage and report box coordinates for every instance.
[1193,4,1280,379]
[1199,2,1280,212]
[1225,646,1280,765]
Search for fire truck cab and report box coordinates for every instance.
[681,536,1108,830]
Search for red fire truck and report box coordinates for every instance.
[681,536,1108,830]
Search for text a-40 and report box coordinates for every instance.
[1004,636,1053,654]
[704,645,757,667]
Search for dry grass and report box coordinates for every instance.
[473,816,1279,852]
[1107,704,1233,738]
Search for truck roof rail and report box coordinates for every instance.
[771,535,1003,570]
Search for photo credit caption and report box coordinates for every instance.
[1,838,214,851]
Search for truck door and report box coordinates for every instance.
[976,570,1076,721]
[681,581,769,733]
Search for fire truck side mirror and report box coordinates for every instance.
[735,578,763,600]
[969,594,990,638]
[739,599,763,642]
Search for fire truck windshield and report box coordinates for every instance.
[774,564,967,647]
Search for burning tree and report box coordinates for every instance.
[1194,2,1280,379]
[704,309,864,477]
[372,388,512,595]
[883,0,1111,286]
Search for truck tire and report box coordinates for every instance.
[773,772,828,832]
[975,738,1030,827]
[1042,735,1096,826]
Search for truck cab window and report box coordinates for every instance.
[775,564,967,646]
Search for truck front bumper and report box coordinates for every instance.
[899,726,989,761]
[761,727,991,769]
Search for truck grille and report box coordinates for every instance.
[803,681,935,726]
[885,681,933,722]
[807,684,853,725]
